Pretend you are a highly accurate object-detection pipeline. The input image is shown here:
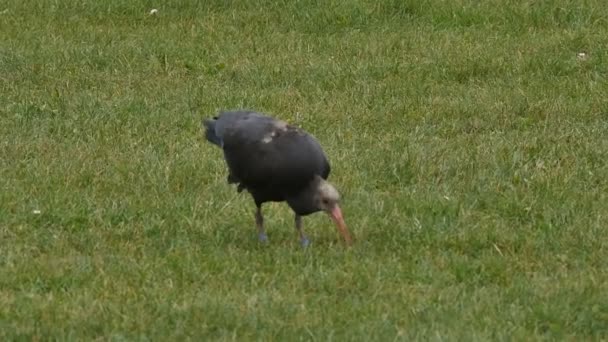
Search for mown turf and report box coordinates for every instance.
[1,0,608,340]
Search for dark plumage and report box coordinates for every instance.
[203,110,352,246]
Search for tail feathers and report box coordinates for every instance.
[202,117,222,146]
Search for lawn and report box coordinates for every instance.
[1,0,607,340]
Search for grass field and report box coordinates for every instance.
[2,0,608,340]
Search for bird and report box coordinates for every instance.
[202,110,352,247]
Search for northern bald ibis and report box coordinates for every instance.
[203,110,352,247]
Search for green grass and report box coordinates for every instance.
[2,0,608,339]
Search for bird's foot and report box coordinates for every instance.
[258,233,269,243]
[300,236,311,248]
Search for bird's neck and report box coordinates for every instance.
[285,183,318,216]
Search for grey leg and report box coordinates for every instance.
[295,214,310,247]
[256,206,268,243]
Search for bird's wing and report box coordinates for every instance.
[219,112,330,191]
[210,111,268,143]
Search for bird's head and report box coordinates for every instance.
[314,178,341,211]
[313,177,353,246]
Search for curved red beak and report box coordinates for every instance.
[329,205,353,246]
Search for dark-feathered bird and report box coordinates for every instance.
[203,110,352,247]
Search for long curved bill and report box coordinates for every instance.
[329,205,353,246]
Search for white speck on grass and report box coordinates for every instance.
[150,9,158,15]
[32,209,41,214]
[577,52,588,60]
[493,243,504,256]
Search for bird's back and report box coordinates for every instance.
[204,111,331,198]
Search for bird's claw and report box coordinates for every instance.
[300,237,311,248]
[258,233,269,243]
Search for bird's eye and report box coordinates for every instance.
[322,199,329,205]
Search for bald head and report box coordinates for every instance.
[316,178,340,207]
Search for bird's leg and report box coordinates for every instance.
[255,205,268,243]
[295,214,310,247]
